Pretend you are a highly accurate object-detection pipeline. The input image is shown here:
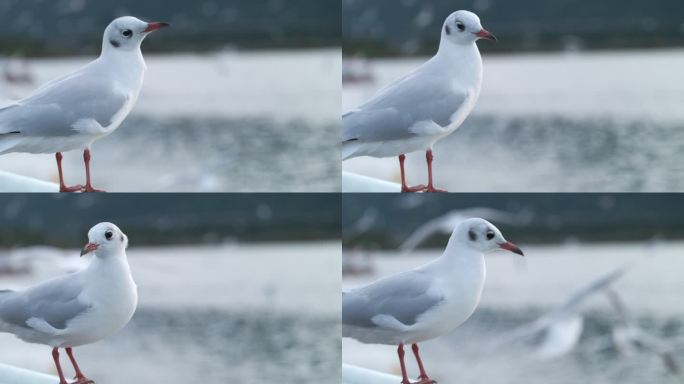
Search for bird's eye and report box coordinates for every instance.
[122,29,133,38]
[486,231,495,240]
[105,230,113,240]
[456,22,466,31]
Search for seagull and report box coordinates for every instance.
[342,10,496,193]
[604,289,680,375]
[343,218,523,384]
[399,207,532,253]
[0,223,137,384]
[489,264,630,359]
[0,17,169,192]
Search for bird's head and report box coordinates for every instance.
[455,218,523,256]
[103,16,169,53]
[442,10,497,45]
[81,222,129,258]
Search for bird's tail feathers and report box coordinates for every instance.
[342,141,363,161]
[0,135,20,155]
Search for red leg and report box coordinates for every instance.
[425,150,447,193]
[398,344,412,384]
[412,344,436,383]
[83,149,105,193]
[55,153,83,193]
[399,154,426,193]
[65,347,94,384]
[52,348,69,384]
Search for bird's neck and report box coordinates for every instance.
[84,252,133,280]
[432,42,482,77]
[99,46,147,73]
[435,238,486,275]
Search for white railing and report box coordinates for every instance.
[342,363,401,384]
[342,172,401,193]
[0,172,58,193]
[0,363,57,384]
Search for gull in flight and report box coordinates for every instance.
[0,17,169,192]
[489,264,630,359]
[342,10,496,192]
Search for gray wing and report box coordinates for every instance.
[0,275,90,331]
[343,270,442,329]
[342,73,468,143]
[0,67,128,137]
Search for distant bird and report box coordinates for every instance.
[0,223,137,384]
[0,17,169,192]
[490,264,630,359]
[399,207,531,253]
[604,289,680,375]
[343,218,523,384]
[342,10,496,193]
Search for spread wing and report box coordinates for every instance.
[343,270,443,329]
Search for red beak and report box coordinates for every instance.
[144,22,170,33]
[81,243,98,257]
[475,28,497,42]
[499,241,524,256]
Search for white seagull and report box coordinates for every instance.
[0,223,138,384]
[343,218,523,384]
[342,10,496,193]
[0,17,169,192]
[489,264,630,359]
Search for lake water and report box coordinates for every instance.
[343,49,684,192]
[343,241,684,383]
[0,49,342,192]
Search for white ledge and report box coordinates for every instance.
[0,363,58,384]
[342,363,401,384]
[0,171,59,193]
[342,171,401,193]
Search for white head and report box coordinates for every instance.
[452,218,523,256]
[102,16,169,54]
[81,222,129,258]
[441,10,497,46]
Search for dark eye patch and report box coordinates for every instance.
[486,231,495,240]
[123,29,133,37]
[105,230,113,240]
[468,230,477,241]
[457,22,466,31]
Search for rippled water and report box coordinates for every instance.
[74,308,341,383]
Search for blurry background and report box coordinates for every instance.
[342,0,684,191]
[0,0,341,192]
[0,194,341,383]
[343,194,684,384]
